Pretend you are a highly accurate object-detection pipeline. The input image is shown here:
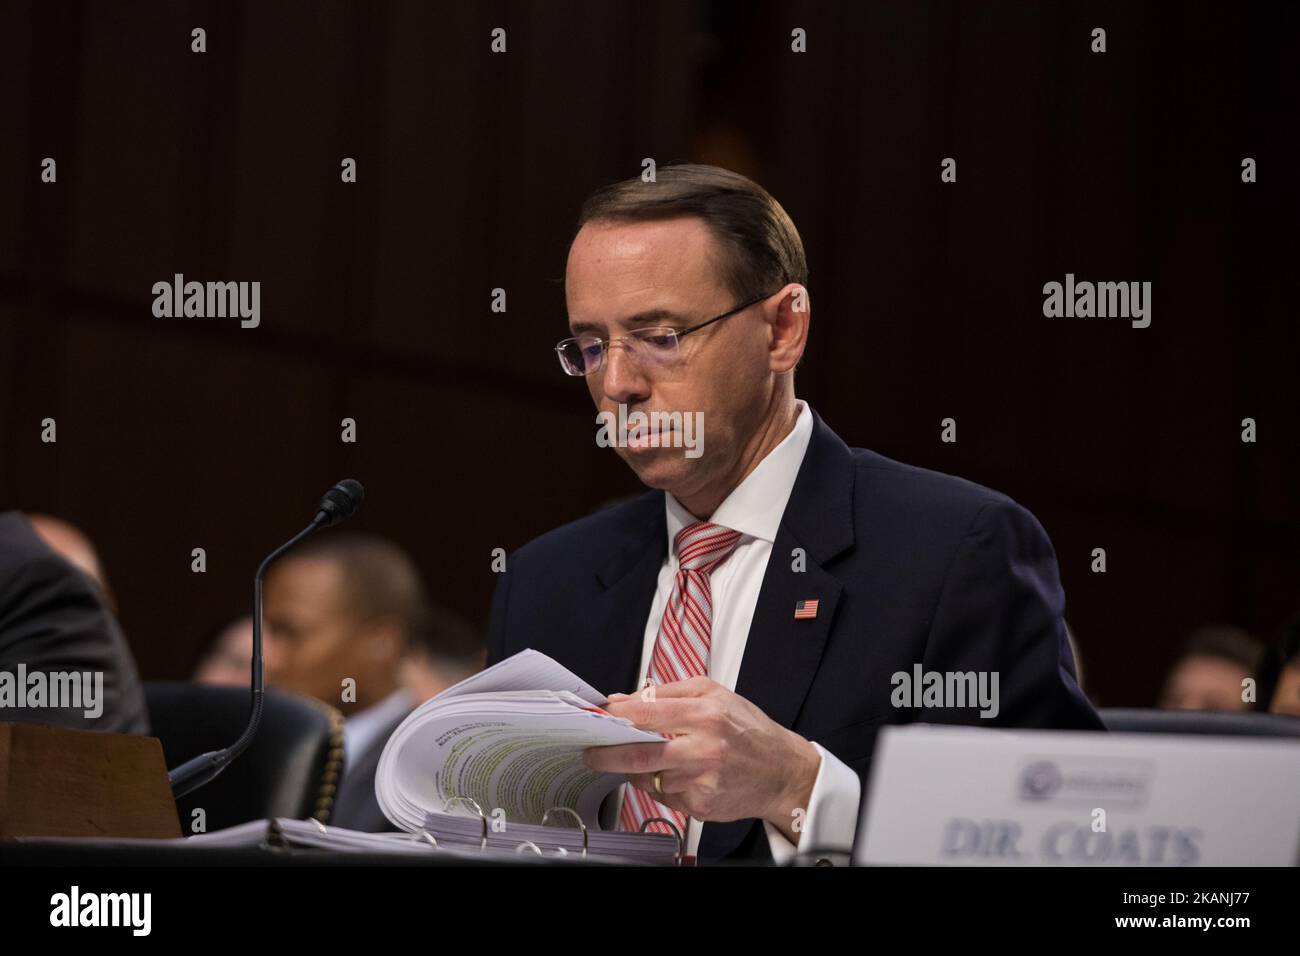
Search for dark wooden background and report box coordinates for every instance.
[2,1,1296,706]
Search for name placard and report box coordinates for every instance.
[856,724,1300,866]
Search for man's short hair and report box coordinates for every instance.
[1178,625,1265,672]
[284,533,429,635]
[408,604,484,672]
[283,533,482,668]
[574,163,808,304]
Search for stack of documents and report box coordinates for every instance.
[374,649,681,865]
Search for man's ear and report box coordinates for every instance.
[769,283,810,373]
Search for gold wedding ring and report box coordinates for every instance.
[653,771,664,795]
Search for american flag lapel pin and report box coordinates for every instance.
[794,598,819,620]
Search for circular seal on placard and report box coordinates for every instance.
[1020,760,1063,800]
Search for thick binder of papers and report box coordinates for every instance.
[372,649,683,865]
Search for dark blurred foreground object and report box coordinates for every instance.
[0,511,148,734]
[147,681,344,833]
[1101,707,1300,738]
[25,512,118,613]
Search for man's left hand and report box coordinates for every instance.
[582,676,821,842]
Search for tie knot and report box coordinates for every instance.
[674,522,743,573]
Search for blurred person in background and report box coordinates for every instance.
[263,532,423,734]
[398,604,484,706]
[333,603,484,831]
[193,616,259,687]
[1258,618,1300,718]
[261,533,484,829]
[1157,625,1265,712]
[27,512,118,614]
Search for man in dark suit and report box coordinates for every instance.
[487,164,1101,865]
[0,511,148,734]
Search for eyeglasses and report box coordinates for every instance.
[554,290,779,377]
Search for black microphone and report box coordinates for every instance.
[314,478,364,527]
[167,479,365,799]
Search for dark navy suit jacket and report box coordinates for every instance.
[0,511,149,735]
[486,409,1102,863]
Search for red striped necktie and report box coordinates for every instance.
[618,521,744,838]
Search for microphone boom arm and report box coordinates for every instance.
[168,480,363,800]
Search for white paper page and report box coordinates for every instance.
[431,648,606,705]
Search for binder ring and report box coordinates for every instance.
[440,796,489,850]
[638,817,685,865]
[515,840,543,855]
[540,806,589,858]
[263,817,288,851]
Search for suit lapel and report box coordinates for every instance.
[583,493,668,697]
[698,409,857,863]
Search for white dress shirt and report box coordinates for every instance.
[611,400,861,863]
[342,688,413,774]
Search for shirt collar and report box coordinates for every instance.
[664,400,814,551]
[343,687,413,764]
